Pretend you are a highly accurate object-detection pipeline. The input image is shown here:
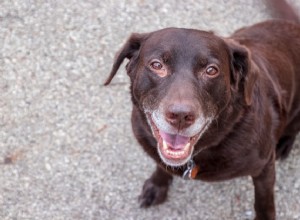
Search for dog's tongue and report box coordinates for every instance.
[159,130,190,150]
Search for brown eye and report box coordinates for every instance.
[205,66,219,77]
[150,61,163,70]
[149,60,167,77]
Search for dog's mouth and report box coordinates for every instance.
[148,116,202,167]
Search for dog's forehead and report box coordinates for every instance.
[142,28,227,57]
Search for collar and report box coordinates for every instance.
[182,159,199,180]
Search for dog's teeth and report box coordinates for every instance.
[163,140,168,150]
[166,149,184,156]
[184,142,191,151]
[162,141,190,157]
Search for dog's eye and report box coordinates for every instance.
[149,61,167,77]
[205,66,219,77]
[150,61,163,70]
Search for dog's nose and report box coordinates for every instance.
[165,103,196,129]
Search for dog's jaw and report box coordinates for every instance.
[146,110,212,167]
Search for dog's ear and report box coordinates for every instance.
[226,39,257,105]
[104,33,147,86]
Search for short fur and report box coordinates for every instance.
[105,1,300,219]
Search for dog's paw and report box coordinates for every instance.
[138,178,169,208]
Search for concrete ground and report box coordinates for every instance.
[1,0,300,219]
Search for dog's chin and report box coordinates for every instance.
[147,115,202,167]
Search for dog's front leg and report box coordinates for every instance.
[138,165,173,208]
[252,153,276,220]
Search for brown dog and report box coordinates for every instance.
[105,0,300,219]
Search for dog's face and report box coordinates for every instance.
[105,28,255,167]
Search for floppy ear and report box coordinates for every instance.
[226,39,257,106]
[104,33,147,86]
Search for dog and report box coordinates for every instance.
[104,0,300,219]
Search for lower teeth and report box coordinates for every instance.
[162,142,191,157]
[166,150,184,156]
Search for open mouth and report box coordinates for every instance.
[148,115,201,167]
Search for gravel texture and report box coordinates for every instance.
[1,0,300,219]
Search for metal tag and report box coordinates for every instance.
[182,160,195,180]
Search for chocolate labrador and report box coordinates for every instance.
[104,0,300,219]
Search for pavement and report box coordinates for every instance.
[1,0,300,219]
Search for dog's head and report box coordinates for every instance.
[105,28,256,167]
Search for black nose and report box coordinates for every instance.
[165,103,196,130]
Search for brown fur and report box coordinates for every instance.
[105,1,300,219]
